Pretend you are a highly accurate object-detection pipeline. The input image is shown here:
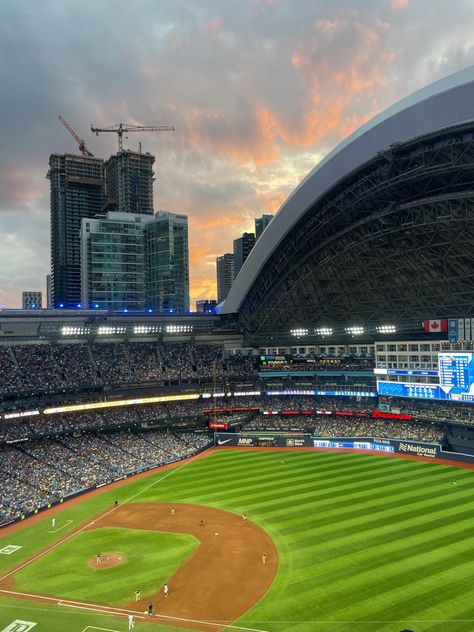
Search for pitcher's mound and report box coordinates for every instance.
[87,552,124,569]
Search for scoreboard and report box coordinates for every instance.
[378,352,474,403]
[438,352,474,396]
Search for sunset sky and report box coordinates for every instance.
[0,0,473,308]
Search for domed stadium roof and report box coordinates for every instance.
[221,66,474,335]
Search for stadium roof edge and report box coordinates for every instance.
[221,65,474,315]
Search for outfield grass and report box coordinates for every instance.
[13,527,197,605]
[2,449,474,632]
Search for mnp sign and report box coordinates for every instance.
[1,622,37,632]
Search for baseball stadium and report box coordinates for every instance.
[4,67,474,632]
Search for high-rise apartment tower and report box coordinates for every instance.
[255,214,273,240]
[105,150,155,215]
[145,211,190,312]
[233,232,255,280]
[216,253,234,303]
[48,154,105,308]
[81,212,148,310]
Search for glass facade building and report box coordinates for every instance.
[145,212,190,312]
[255,214,273,240]
[81,211,189,313]
[216,253,234,303]
[233,232,255,280]
[81,213,149,310]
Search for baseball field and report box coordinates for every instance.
[2,447,474,632]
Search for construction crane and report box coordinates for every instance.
[58,115,94,157]
[90,122,175,152]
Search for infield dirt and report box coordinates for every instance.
[104,502,278,629]
[1,501,278,631]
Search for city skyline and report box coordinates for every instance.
[1,0,473,308]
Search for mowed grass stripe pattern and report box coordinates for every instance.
[133,449,474,631]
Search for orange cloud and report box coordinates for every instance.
[13,188,43,206]
[205,15,222,31]
[391,0,408,9]
[3,168,27,183]
[0,168,44,209]
[257,189,288,214]
[173,11,400,304]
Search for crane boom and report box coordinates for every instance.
[90,122,175,151]
[58,115,94,157]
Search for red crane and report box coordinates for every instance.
[58,115,94,157]
[90,122,175,151]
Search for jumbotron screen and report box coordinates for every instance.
[378,352,474,403]
[438,352,474,398]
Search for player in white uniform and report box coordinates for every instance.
[128,614,135,629]
[164,583,169,597]
[51,517,56,528]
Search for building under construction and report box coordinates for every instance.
[48,153,105,309]
[104,150,155,215]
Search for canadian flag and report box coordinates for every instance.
[422,319,448,333]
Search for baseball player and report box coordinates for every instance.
[262,552,266,564]
[128,614,135,629]
[51,517,56,528]
[164,583,169,597]
[452,479,458,487]
[200,519,205,528]
[96,552,102,565]
[135,587,141,601]
[171,506,176,516]
[242,513,248,523]
[147,603,153,616]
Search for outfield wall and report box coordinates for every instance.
[215,432,474,465]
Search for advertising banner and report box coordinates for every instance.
[214,433,443,459]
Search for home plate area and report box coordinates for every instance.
[94,502,278,629]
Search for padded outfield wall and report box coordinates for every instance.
[214,432,474,465]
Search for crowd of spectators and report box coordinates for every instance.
[161,343,194,379]
[126,342,165,382]
[0,343,383,402]
[92,343,136,385]
[0,390,459,455]
[224,355,255,377]
[0,429,211,526]
[260,356,375,372]
[0,395,379,444]
[380,397,474,426]
[193,344,224,378]
[311,416,444,443]
[243,413,444,442]
[0,346,23,395]
[0,342,259,398]
[53,344,99,387]
[15,344,65,392]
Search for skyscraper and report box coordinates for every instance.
[216,253,234,303]
[145,211,190,312]
[105,150,155,215]
[255,214,273,240]
[80,212,148,311]
[48,154,105,308]
[233,232,255,279]
[46,275,52,309]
